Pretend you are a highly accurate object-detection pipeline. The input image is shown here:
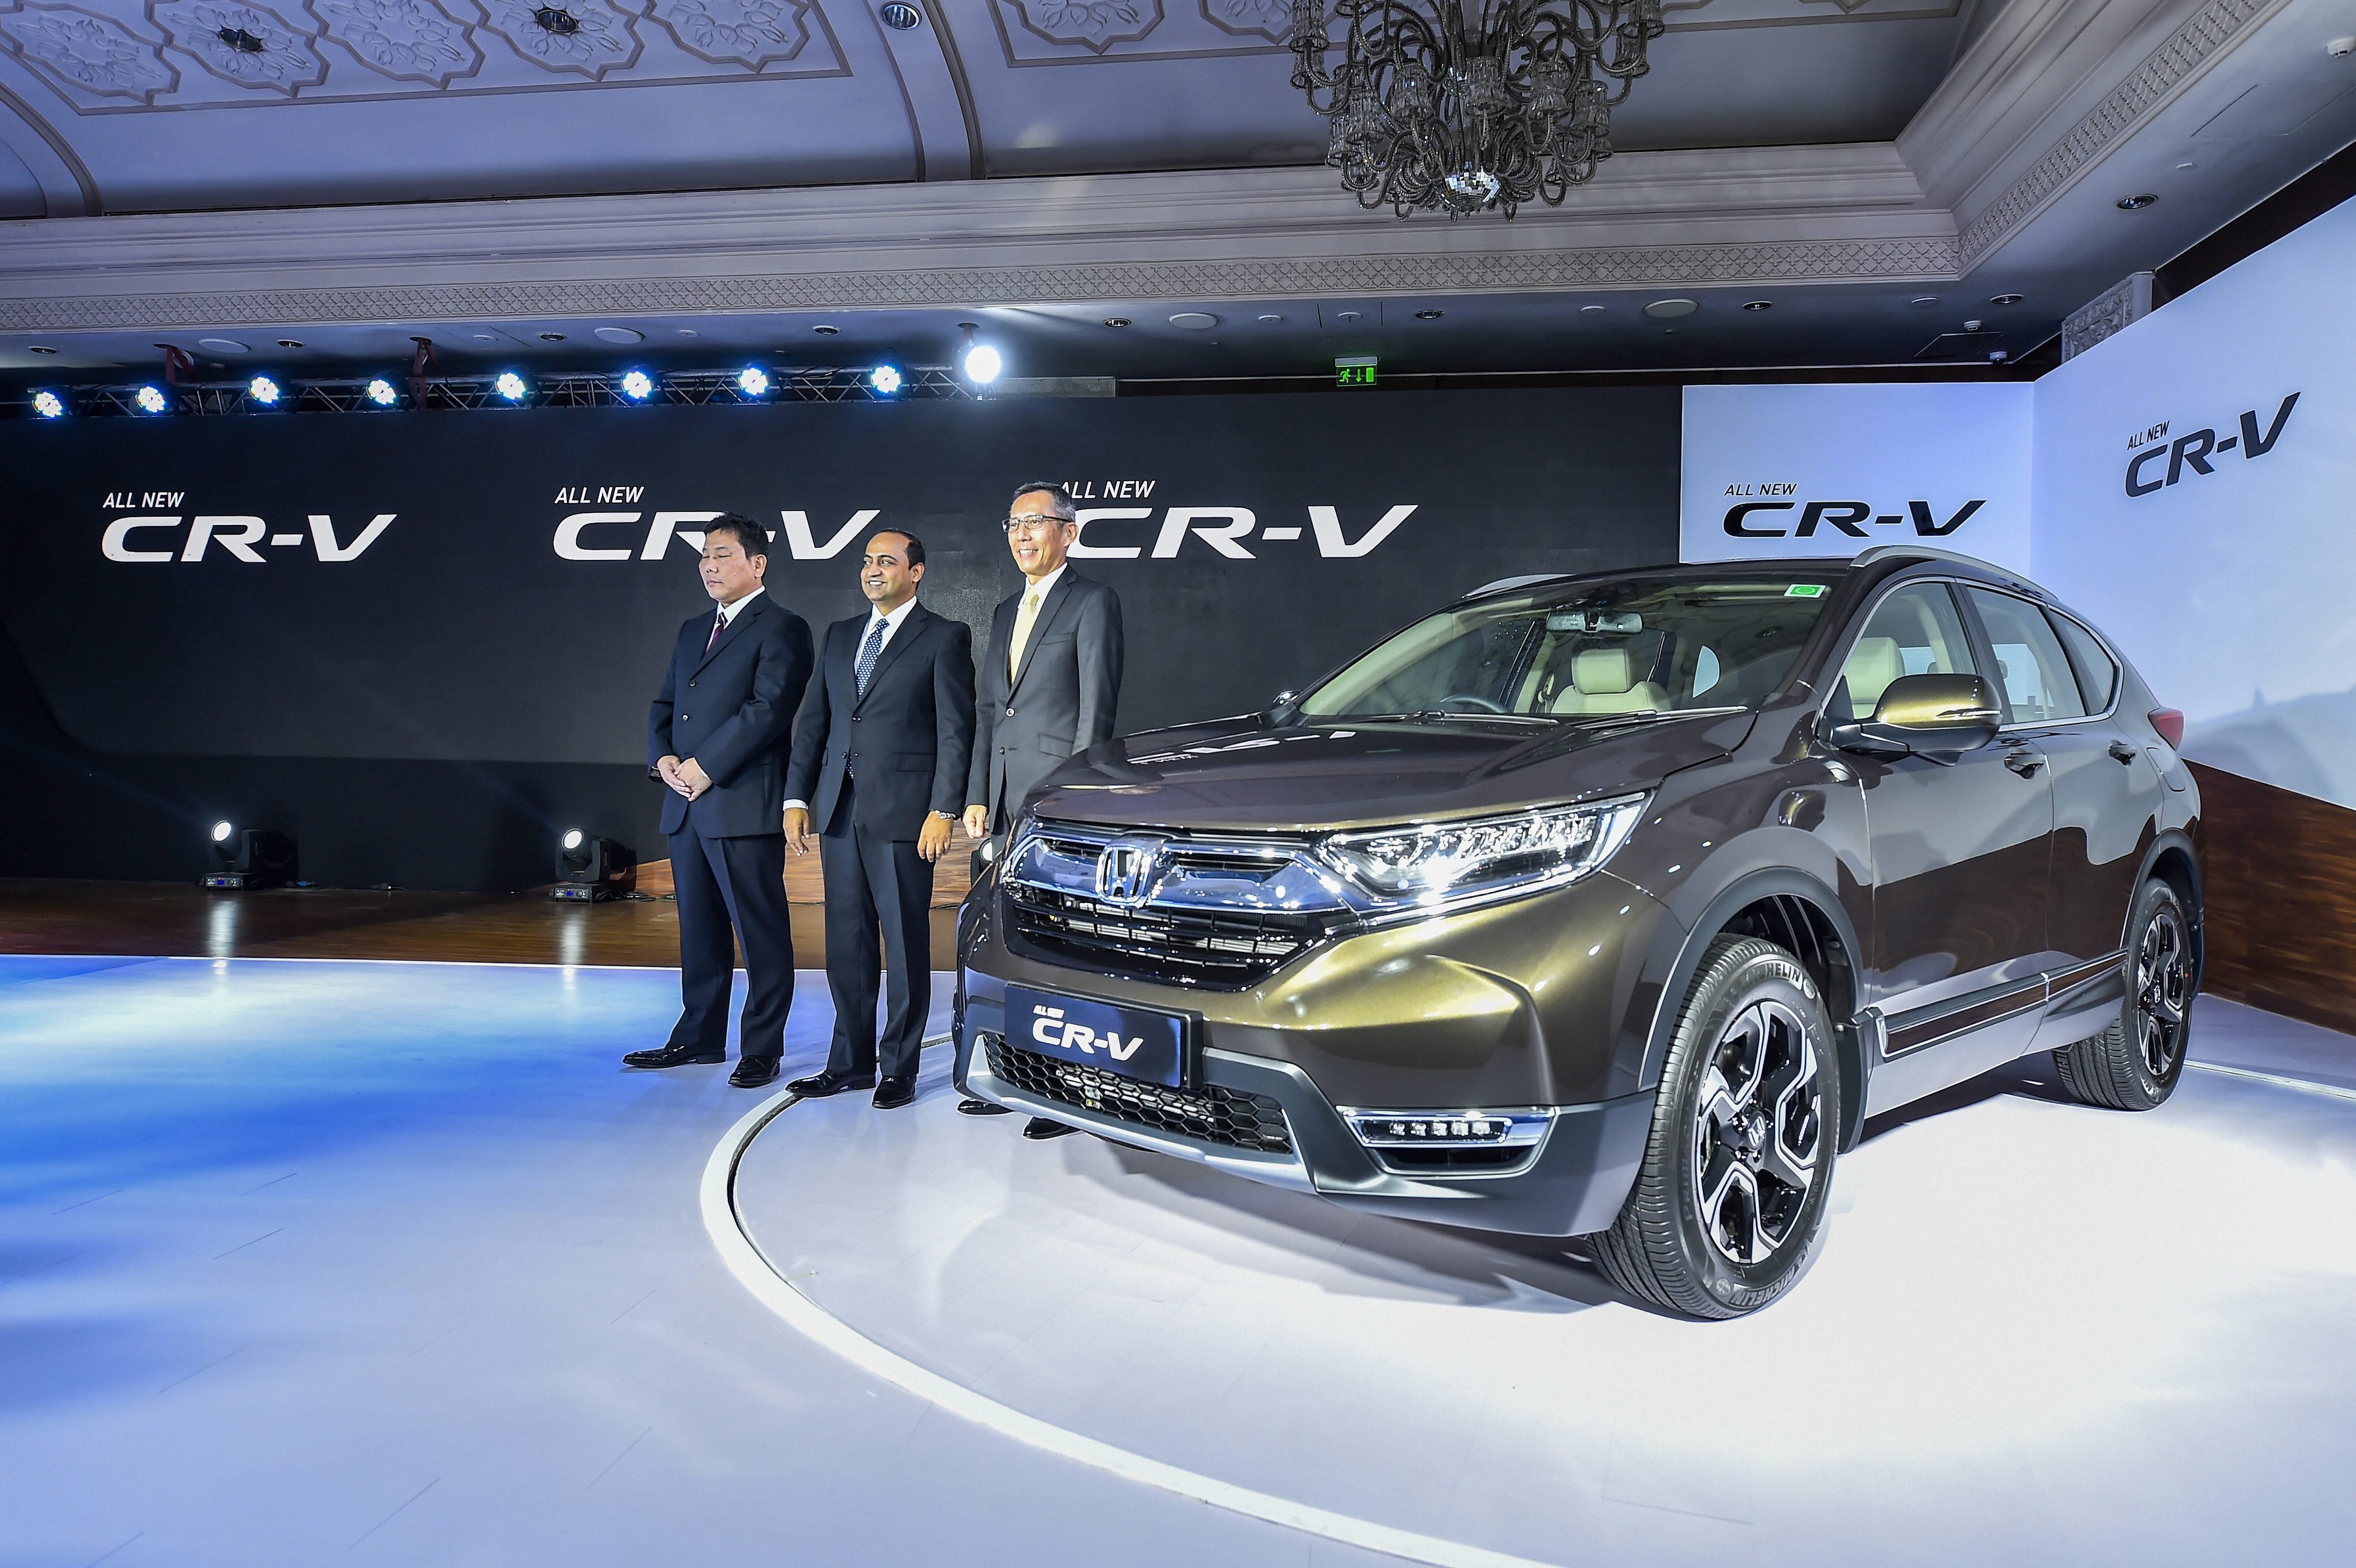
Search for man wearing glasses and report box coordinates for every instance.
[958,481,1125,1136]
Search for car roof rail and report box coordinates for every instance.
[1464,573,1571,598]
[1850,544,2049,596]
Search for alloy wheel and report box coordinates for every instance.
[1689,998,1822,1265]
[2134,904,2191,1078]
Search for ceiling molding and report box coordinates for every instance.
[0,147,1956,329]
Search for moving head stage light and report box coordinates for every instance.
[553,830,635,901]
[204,821,298,890]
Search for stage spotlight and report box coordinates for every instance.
[736,365,771,399]
[32,390,66,419]
[963,342,1001,384]
[868,363,903,396]
[204,823,298,890]
[247,374,283,407]
[553,830,635,901]
[619,369,655,401]
[494,371,530,402]
[365,377,400,407]
[134,385,172,414]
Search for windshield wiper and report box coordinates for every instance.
[1348,709,1560,726]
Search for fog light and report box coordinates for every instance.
[1341,1108,1551,1150]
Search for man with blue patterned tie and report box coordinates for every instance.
[782,530,976,1109]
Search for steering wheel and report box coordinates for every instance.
[1436,693,1509,714]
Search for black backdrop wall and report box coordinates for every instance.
[0,389,1679,889]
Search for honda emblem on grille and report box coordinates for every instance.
[1095,838,1162,906]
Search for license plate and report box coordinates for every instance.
[1003,985,1191,1089]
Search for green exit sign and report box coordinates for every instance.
[1335,356,1377,387]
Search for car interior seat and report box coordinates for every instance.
[1550,647,1670,715]
[1840,636,1905,716]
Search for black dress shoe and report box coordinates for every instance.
[623,1043,725,1069]
[729,1057,782,1089]
[786,1068,876,1097]
[872,1075,916,1110]
[957,1098,1012,1116]
[1022,1116,1076,1141]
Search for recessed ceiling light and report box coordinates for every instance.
[1258,313,1283,322]
[1334,310,1362,322]
[1643,298,1697,319]
[813,325,839,336]
[1103,317,1131,327]
[276,338,304,348]
[1909,296,1940,308]
[676,328,699,337]
[1741,300,1771,312]
[472,332,499,342]
[1169,312,1219,329]
[1988,293,2024,306]
[1414,309,1443,320]
[538,331,566,341]
[2117,192,2158,210]
[2176,161,2198,171]
[1963,319,1984,332]
[198,337,249,354]
[28,344,57,353]
[593,327,644,345]
[1579,304,1606,314]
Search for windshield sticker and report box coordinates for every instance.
[1784,584,1827,598]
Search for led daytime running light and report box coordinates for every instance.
[1319,794,1646,901]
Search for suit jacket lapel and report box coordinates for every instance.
[1009,575,1078,697]
[851,604,930,713]
[693,593,763,677]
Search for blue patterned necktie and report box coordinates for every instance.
[855,615,888,697]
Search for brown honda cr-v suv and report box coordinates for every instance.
[951,546,2201,1318]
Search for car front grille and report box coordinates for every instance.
[1001,885,1333,989]
[984,1036,1293,1155]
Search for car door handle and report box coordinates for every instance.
[2004,750,2044,778]
[2108,740,2138,764]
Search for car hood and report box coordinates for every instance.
[1028,710,1757,834]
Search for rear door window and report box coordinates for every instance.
[1964,588,2087,725]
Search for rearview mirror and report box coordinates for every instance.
[1828,673,2002,756]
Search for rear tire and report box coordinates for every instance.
[2052,877,2193,1111]
[1588,935,1840,1320]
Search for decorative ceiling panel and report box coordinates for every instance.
[989,0,1285,65]
[0,0,847,110]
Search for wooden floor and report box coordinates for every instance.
[0,878,957,969]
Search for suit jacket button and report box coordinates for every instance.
[1004,707,1015,718]
[852,715,861,722]
[680,714,690,721]
[688,679,696,687]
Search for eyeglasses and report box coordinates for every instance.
[1002,513,1071,535]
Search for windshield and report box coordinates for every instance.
[1298,573,1836,721]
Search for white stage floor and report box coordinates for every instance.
[4,954,2354,1566]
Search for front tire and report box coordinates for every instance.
[2052,877,2193,1111]
[1588,935,1840,1320]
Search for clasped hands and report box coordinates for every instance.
[785,807,963,863]
[657,755,711,801]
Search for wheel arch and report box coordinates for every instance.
[1632,868,1871,1154]
[2135,829,2204,992]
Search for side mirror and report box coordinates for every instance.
[1261,690,1299,726]
[1828,673,2002,756]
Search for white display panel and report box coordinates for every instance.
[1680,383,2033,574]
[2033,195,2356,810]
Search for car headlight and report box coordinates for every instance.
[1317,793,1648,906]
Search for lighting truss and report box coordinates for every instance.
[6,367,973,418]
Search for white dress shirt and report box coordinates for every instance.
[784,595,922,815]
[713,585,764,626]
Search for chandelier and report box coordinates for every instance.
[1290,0,1665,219]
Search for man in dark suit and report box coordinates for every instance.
[959,481,1125,1136]
[782,530,976,1110]
[624,514,814,1089]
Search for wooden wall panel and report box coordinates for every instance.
[2187,761,2356,1036]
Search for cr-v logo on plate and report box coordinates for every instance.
[2123,392,2298,498]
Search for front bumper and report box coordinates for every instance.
[954,1019,1652,1236]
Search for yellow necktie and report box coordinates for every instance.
[1009,588,1041,682]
